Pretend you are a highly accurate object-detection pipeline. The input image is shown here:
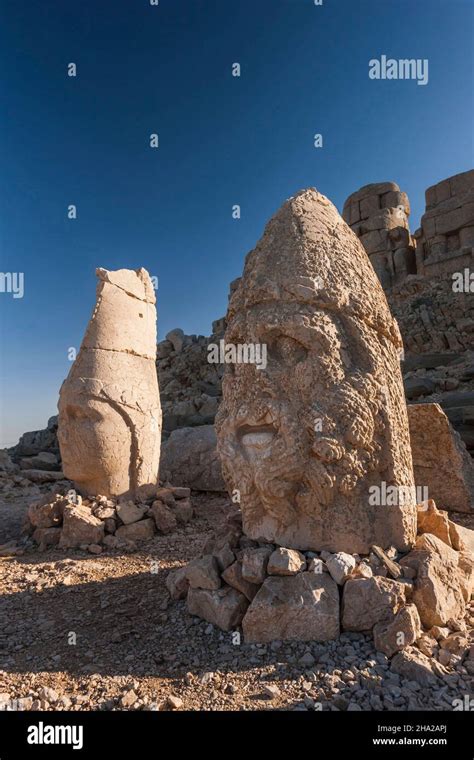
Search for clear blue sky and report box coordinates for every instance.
[0,0,473,446]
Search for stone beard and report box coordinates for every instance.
[215,189,417,554]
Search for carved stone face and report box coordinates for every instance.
[58,397,132,496]
[57,268,162,499]
[216,189,416,554]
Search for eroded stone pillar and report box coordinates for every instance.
[58,268,162,498]
[215,188,417,554]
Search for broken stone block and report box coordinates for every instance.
[416,500,452,546]
[27,494,66,528]
[32,527,61,549]
[115,518,155,543]
[408,403,474,512]
[448,521,474,554]
[59,505,105,548]
[400,533,465,627]
[390,649,438,687]
[185,555,221,590]
[166,566,189,600]
[242,573,340,643]
[222,560,259,601]
[116,501,147,525]
[213,543,235,572]
[241,546,273,584]
[373,604,422,657]
[342,576,406,631]
[151,501,178,534]
[325,552,356,585]
[187,587,249,631]
[267,548,306,576]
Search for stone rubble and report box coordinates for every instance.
[22,485,195,553]
[170,499,474,693]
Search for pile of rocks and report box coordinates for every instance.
[157,320,225,435]
[167,501,474,682]
[24,485,194,553]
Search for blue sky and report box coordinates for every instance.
[0,0,473,446]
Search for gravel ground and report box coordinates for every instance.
[0,488,473,712]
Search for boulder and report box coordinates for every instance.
[373,604,422,657]
[390,649,438,687]
[116,501,147,525]
[27,494,66,528]
[32,527,61,549]
[159,426,225,492]
[59,505,105,548]
[325,552,356,585]
[448,521,474,554]
[151,501,178,534]
[185,555,221,590]
[115,518,155,543]
[408,403,474,512]
[267,548,306,576]
[400,533,465,627]
[221,561,259,601]
[241,546,273,584]
[166,566,189,600]
[342,576,406,631]
[187,587,249,631]
[242,572,340,643]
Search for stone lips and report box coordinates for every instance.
[216,188,417,554]
[58,268,162,499]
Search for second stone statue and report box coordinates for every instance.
[58,267,162,499]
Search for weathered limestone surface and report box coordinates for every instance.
[216,188,417,554]
[159,425,225,492]
[408,403,474,512]
[242,572,340,643]
[342,182,416,289]
[416,169,474,279]
[58,268,162,499]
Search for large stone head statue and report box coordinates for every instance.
[58,268,162,499]
[215,189,416,554]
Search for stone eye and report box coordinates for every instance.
[267,335,307,366]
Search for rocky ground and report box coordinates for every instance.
[0,484,473,713]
